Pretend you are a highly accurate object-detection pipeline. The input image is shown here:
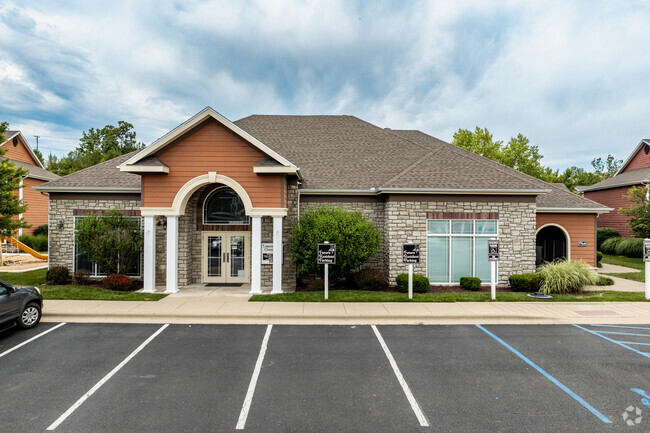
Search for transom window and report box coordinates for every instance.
[426,219,498,284]
[203,186,249,225]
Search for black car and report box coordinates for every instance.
[0,278,43,329]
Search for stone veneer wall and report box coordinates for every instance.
[384,199,537,284]
[48,196,142,271]
[299,198,387,275]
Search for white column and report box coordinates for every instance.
[250,216,262,294]
[143,216,156,293]
[166,215,179,293]
[18,179,23,237]
[272,216,283,294]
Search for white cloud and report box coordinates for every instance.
[0,0,648,169]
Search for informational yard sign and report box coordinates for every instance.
[644,239,650,300]
[261,243,273,264]
[402,243,421,264]
[644,239,650,262]
[488,240,500,261]
[317,243,337,265]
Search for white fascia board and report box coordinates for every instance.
[378,187,552,195]
[298,189,379,195]
[615,139,649,176]
[123,107,299,170]
[33,186,141,193]
[580,179,649,192]
[253,166,298,174]
[536,207,614,214]
[120,164,170,173]
[1,132,45,169]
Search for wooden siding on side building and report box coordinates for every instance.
[584,187,633,237]
[536,213,597,266]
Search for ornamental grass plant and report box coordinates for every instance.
[538,260,600,295]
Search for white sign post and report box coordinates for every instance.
[488,239,499,301]
[317,242,336,300]
[643,239,650,299]
[402,243,420,300]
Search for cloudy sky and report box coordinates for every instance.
[1,0,649,169]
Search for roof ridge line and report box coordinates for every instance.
[380,129,445,186]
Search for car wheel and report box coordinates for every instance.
[18,303,41,329]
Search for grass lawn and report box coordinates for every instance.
[601,254,644,282]
[0,268,47,286]
[601,253,644,270]
[0,268,166,301]
[250,290,648,303]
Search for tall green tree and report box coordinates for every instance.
[452,126,622,191]
[619,186,650,238]
[0,121,29,238]
[46,121,144,176]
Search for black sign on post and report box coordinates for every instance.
[317,243,337,264]
[402,243,420,264]
[644,239,650,262]
[488,240,500,261]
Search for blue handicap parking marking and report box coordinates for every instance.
[573,325,650,359]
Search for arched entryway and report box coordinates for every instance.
[536,225,568,265]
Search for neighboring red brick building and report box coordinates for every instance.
[1,131,60,235]
[579,139,650,237]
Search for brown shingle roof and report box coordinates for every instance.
[35,115,610,211]
[578,167,650,192]
[34,152,140,192]
[0,157,60,181]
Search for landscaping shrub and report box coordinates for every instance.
[352,267,385,291]
[596,227,620,249]
[33,224,48,236]
[395,273,430,293]
[72,270,91,286]
[103,273,134,291]
[597,251,603,268]
[75,210,143,275]
[459,277,481,291]
[18,234,48,252]
[600,237,643,258]
[509,273,544,292]
[290,206,382,279]
[538,260,600,295]
[46,266,71,285]
[596,276,614,286]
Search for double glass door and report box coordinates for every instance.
[202,232,250,283]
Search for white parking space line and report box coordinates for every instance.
[371,325,430,427]
[236,324,273,430]
[0,322,66,359]
[46,324,169,431]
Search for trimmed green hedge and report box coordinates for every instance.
[600,237,643,258]
[18,234,48,252]
[597,227,620,250]
[509,273,544,292]
[460,277,481,291]
[395,273,430,293]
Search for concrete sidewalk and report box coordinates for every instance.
[42,294,650,325]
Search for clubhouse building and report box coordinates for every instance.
[36,108,609,293]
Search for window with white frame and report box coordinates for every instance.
[426,219,498,283]
[73,216,142,277]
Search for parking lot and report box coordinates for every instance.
[1,323,649,432]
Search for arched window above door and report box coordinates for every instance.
[203,186,249,225]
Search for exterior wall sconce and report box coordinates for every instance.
[56,219,64,229]
[155,216,167,230]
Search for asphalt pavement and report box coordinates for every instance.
[1,323,649,432]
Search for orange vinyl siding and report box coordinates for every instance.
[536,213,596,266]
[621,145,650,173]
[1,135,39,165]
[21,178,49,234]
[142,119,283,209]
[584,187,632,237]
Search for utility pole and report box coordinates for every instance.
[33,135,40,150]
